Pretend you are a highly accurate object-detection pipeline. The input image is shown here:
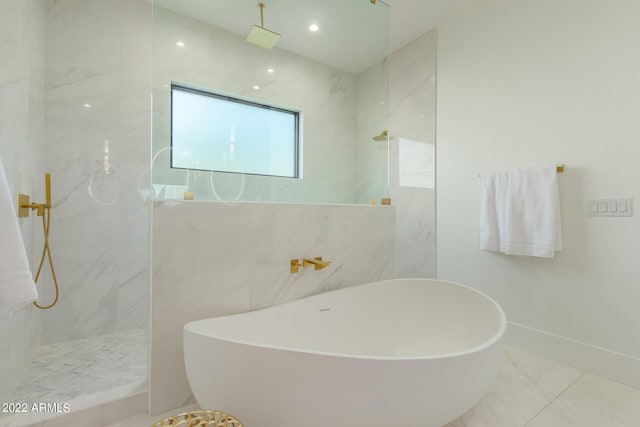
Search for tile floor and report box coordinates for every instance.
[0,329,147,427]
[3,343,638,426]
[445,346,640,427]
[11,329,147,403]
[111,346,640,427]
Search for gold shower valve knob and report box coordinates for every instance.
[290,259,302,274]
[18,194,30,217]
[18,194,46,217]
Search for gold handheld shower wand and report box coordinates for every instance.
[18,173,60,309]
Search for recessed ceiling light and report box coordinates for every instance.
[267,68,274,73]
[309,24,319,32]
[84,103,92,108]
[253,85,260,90]
[176,41,185,47]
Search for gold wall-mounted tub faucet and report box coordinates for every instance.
[303,257,332,271]
[290,257,333,273]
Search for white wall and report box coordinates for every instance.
[0,0,46,403]
[150,201,396,414]
[437,0,640,385]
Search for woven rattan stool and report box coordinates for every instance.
[150,410,243,427]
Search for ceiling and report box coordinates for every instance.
[152,0,472,74]
[384,0,474,52]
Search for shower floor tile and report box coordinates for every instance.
[8,329,147,405]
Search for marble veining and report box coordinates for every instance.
[389,30,437,278]
[0,0,46,405]
[151,7,387,205]
[151,201,396,414]
[8,329,147,406]
[524,373,640,427]
[41,0,152,344]
[446,347,640,427]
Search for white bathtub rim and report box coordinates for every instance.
[184,278,507,362]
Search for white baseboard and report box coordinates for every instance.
[507,322,640,390]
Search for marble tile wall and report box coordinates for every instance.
[40,0,152,344]
[0,0,46,403]
[150,201,396,414]
[388,31,437,278]
[355,59,390,204]
[151,7,387,205]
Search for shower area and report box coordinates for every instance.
[0,0,151,424]
[1,0,395,423]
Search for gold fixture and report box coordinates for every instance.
[18,195,45,216]
[381,198,391,205]
[18,173,51,217]
[290,259,302,273]
[246,2,281,50]
[150,410,243,427]
[18,193,32,217]
[18,173,60,309]
[372,130,388,142]
[303,257,332,271]
[370,0,377,3]
[291,257,333,273]
[478,164,565,177]
[184,191,194,200]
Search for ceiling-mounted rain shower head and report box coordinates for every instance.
[246,2,281,50]
[372,130,388,142]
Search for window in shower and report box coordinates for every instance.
[170,84,300,178]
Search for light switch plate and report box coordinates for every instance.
[587,198,633,217]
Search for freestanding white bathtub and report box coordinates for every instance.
[184,278,506,427]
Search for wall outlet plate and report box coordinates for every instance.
[587,198,633,217]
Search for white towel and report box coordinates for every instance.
[0,157,38,320]
[479,171,509,253]
[480,167,562,259]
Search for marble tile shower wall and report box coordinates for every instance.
[356,59,390,203]
[40,0,152,344]
[150,201,396,414]
[152,7,387,204]
[0,0,46,403]
[389,31,437,278]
